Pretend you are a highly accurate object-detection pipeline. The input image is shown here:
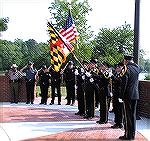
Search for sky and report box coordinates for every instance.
[0,0,150,59]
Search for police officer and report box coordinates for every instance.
[38,65,50,105]
[111,62,123,129]
[75,61,87,116]
[8,64,22,104]
[119,55,140,140]
[49,67,62,105]
[20,61,37,104]
[63,61,75,106]
[96,62,111,124]
[83,59,98,119]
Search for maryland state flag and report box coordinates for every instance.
[48,22,74,72]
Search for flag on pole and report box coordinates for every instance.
[59,9,79,44]
[48,22,74,72]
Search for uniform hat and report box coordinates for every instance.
[28,61,34,65]
[41,65,47,69]
[82,60,88,64]
[68,61,74,65]
[90,58,98,64]
[124,55,134,60]
[11,64,18,68]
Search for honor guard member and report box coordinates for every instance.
[38,65,50,105]
[20,61,37,104]
[75,61,88,116]
[96,62,111,124]
[83,59,98,119]
[8,64,22,104]
[119,55,140,140]
[49,67,62,105]
[63,61,76,106]
[111,62,123,129]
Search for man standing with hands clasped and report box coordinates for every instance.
[119,55,140,140]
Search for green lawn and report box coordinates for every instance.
[36,86,67,97]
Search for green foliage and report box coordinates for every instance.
[48,0,94,63]
[0,17,9,32]
[0,39,50,71]
[144,73,150,80]
[93,23,134,66]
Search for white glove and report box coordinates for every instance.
[118,98,123,103]
[82,75,85,80]
[110,92,113,97]
[85,72,91,77]
[90,78,94,82]
[81,68,84,73]
[74,69,79,75]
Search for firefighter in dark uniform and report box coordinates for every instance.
[96,62,111,124]
[75,61,88,116]
[38,65,50,105]
[119,55,140,140]
[20,61,37,104]
[49,67,62,105]
[83,59,98,119]
[63,61,75,106]
[111,62,123,128]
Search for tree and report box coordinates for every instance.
[48,0,94,63]
[0,17,9,36]
[93,23,134,66]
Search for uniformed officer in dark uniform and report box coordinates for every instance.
[49,67,62,105]
[119,55,140,140]
[111,62,123,129]
[75,61,88,116]
[20,61,37,104]
[63,61,75,106]
[96,62,111,124]
[83,59,98,119]
[38,65,50,105]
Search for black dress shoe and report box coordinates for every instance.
[58,102,61,105]
[96,120,107,124]
[111,124,123,129]
[49,103,54,105]
[75,112,80,115]
[31,102,34,104]
[119,135,134,140]
[26,102,30,104]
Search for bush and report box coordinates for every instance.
[144,73,150,80]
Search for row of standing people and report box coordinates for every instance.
[74,55,140,140]
[8,55,140,140]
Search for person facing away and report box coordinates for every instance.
[8,64,22,104]
[119,55,140,140]
[20,61,37,104]
[38,65,50,105]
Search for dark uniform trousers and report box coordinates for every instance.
[40,83,49,104]
[99,88,108,123]
[66,80,75,104]
[84,82,95,117]
[51,81,61,104]
[77,85,85,115]
[26,79,35,103]
[123,98,137,139]
[113,97,123,124]
[10,80,19,103]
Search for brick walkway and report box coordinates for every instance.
[0,97,148,141]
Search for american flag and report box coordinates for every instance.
[59,10,79,44]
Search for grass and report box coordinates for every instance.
[36,85,67,98]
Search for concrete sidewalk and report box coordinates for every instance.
[0,97,150,141]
